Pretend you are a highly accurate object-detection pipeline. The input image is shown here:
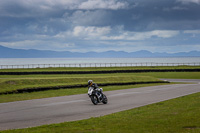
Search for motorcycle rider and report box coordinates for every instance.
[88,80,102,99]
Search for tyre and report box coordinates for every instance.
[102,94,108,104]
[91,95,98,105]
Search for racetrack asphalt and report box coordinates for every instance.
[0,79,200,130]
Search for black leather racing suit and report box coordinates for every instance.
[88,83,99,90]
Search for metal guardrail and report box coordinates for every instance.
[0,62,200,69]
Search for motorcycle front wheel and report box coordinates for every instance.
[102,94,108,104]
[91,95,98,105]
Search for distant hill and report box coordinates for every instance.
[0,45,200,58]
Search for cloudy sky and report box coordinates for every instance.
[0,0,200,53]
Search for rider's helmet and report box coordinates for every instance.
[88,80,93,86]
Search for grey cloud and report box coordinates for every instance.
[177,0,200,5]
[1,0,200,52]
[78,0,129,10]
[65,10,112,26]
[1,0,200,33]
[0,0,129,17]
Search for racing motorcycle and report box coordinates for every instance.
[88,87,108,105]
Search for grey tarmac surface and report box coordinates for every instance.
[0,79,200,130]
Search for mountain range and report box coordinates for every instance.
[0,45,200,58]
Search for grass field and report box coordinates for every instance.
[0,74,159,93]
[0,72,199,94]
[135,72,200,79]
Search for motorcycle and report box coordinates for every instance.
[88,87,108,105]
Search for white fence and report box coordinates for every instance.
[0,62,200,69]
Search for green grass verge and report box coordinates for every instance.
[0,74,159,93]
[2,92,200,133]
[135,72,200,79]
[0,66,200,72]
[1,72,200,93]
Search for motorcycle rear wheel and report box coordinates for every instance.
[102,94,108,104]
